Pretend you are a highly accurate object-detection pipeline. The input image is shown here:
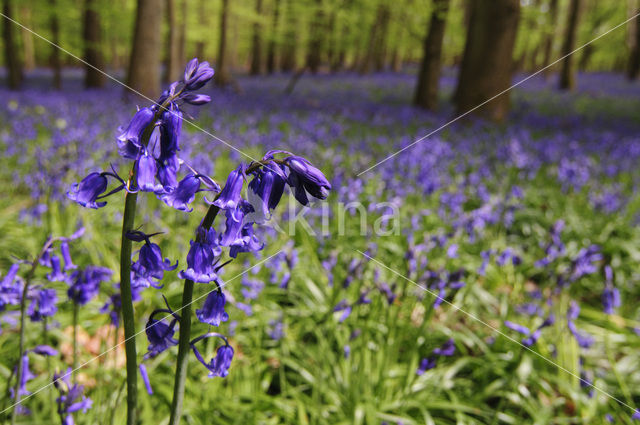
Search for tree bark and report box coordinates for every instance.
[541,0,559,79]
[628,13,640,79]
[266,0,280,73]
[194,0,207,60]
[177,0,186,65]
[126,0,164,98]
[2,0,23,90]
[453,0,520,122]
[84,0,106,88]
[306,0,324,73]
[215,0,232,85]
[164,0,181,82]
[250,0,263,75]
[558,0,581,90]
[19,6,34,71]
[413,0,450,110]
[50,0,62,89]
[359,3,390,74]
[280,0,297,72]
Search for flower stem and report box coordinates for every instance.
[168,205,220,425]
[72,303,79,377]
[119,188,139,425]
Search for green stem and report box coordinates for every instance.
[168,205,220,425]
[119,189,139,425]
[72,303,79,377]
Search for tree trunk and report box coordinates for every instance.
[628,13,640,79]
[453,0,520,122]
[413,0,450,110]
[194,0,207,59]
[266,0,280,73]
[84,0,106,88]
[215,0,232,85]
[164,0,181,82]
[50,0,62,89]
[558,0,581,90]
[541,0,559,79]
[359,3,390,74]
[249,0,263,75]
[280,0,297,72]
[126,0,163,98]
[177,0,186,65]
[2,0,23,90]
[20,6,34,71]
[306,0,324,73]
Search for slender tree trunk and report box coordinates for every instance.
[2,0,23,90]
[453,0,520,121]
[84,0,106,88]
[250,0,263,75]
[280,0,297,72]
[177,0,186,64]
[126,0,163,98]
[164,0,181,82]
[628,13,640,79]
[50,0,62,89]
[306,0,324,73]
[194,0,206,59]
[414,0,449,110]
[19,6,34,71]
[266,0,280,73]
[558,0,581,90]
[215,0,232,85]
[542,0,559,79]
[373,6,390,72]
[359,3,390,74]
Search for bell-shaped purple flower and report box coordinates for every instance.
[1,263,22,310]
[160,174,201,212]
[212,166,244,210]
[145,311,179,359]
[28,288,57,321]
[179,228,221,283]
[132,242,177,289]
[46,256,68,282]
[196,290,229,326]
[228,223,264,258]
[53,367,93,425]
[416,357,437,375]
[137,153,163,193]
[67,172,108,209]
[67,266,112,305]
[433,338,455,356]
[219,200,254,246]
[117,107,155,159]
[60,241,77,271]
[159,108,182,163]
[183,59,215,91]
[191,335,234,378]
[181,93,211,105]
[284,156,331,206]
[157,161,179,193]
[248,165,286,222]
[11,354,35,398]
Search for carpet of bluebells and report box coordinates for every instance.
[1,68,640,424]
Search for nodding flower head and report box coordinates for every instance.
[159,106,182,164]
[219,200,255,247]
[67,266,112,305]
[196,288,229,326]
[248,164,286,221]
[160,174,202,212]
[28,288,57,321]
[53,367,93,424]
[117,107,155,159]
[179,227,222,283]
[131,239,177,289]
[145,307,180,359]
[284,156,331,206]
[190,333,234,378]
[183,59,215,91]
[67,172,109,209]
[213,166,245,210]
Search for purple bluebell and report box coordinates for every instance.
[53,367,93,425]
[433,338,455,356]
[504,320,530,335]
[144,310,179,359]
[191,334,234,378]
[284,156,331,206]
[219,200,255,246]
[0,264,21,310]
[10,354,35,398]
[159,107,182,165]
[416,357,437,375]
[522,314,555,347]
[28,288,57,321]
[139,364,153,395]
[161,174,201,212]
[213,166,245,210]
[196,290,229,326]
[248,165,286,221]
[137,152,163,193]
[228,223,264,258]
[131,241,177,289]
[31,345,58,356]
[67,172,108,209]
[179,227,221,283]
[60,241,77,271]
[183,59,215,91]
[67,266,112,305]
[117,107,155,159]
[46,256,68,282]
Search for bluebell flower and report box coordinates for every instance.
[157,161,179,193]
[179,227,221,283]
[46,256,68,282]
[219,200,254,246]
[117,107,155,159]
[433,338,455,356]
[522,314,555,347]
[31,345,58,356]
[60,241,77,271]
[161,174,201,212]
[183,58,215,91]
[602,284,621,315]
[196,290,229,326]
[284,156,331,206]
[416,357,437,375]
[28,288,57,321]
[53,367,93,425]
[131,241,177,289]
[191,333,234,378]
[137,152,164,193]
[213,166,245,210]
[228,223,264,258]
[504,320,530,335]
[247,165,286,221]
[181,93,211,105]
[139,364,153,395]
[159,107,182,165]
[67,266,112,305]
[0,263,21,310]
[67,172,108,209]
[10,354,35,398]
[144,309,179,359]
